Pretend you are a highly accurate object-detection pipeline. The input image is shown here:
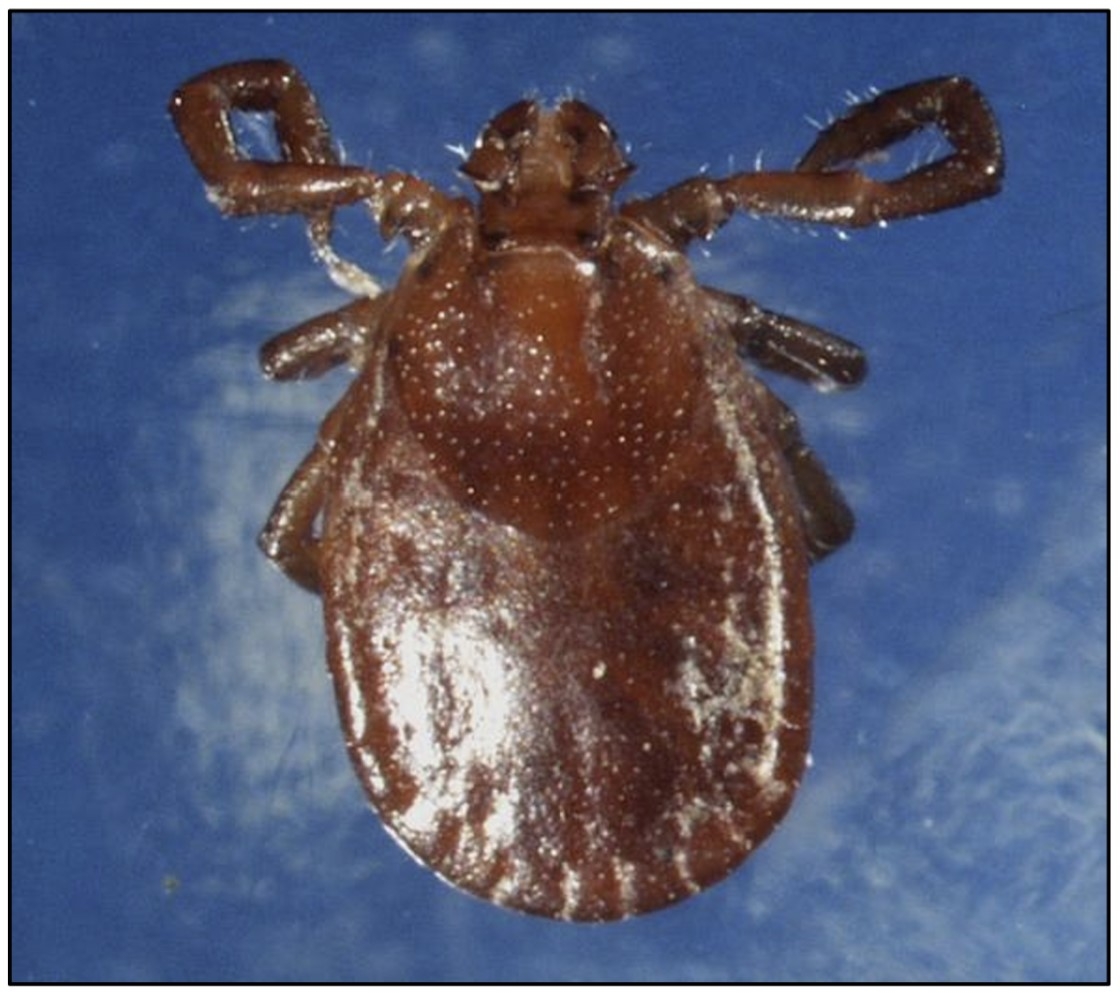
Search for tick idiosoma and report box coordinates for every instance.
[170,62,1003,920]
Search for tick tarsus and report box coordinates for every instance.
[172,63,1003,919]
[754,383,857,558]
[796,76,1005,184]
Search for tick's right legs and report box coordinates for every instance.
[705,288,861,559]
[704,287,867,390]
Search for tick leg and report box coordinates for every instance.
[704,287,866,389]
[171,60,460,296]
[752,381,855,560]
[260,296,388,381]
[794,75,1004,212]
[171,59,385,296]
[169,59,378,217]
[257,383,366,592]
[258,444,330,593]
[622,76,1003,247]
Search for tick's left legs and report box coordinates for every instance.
[623,76,1003,247]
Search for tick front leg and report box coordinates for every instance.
[171,60,460,296]
[704,287,866,389]
[623,76,1003,246]
[169,59,377,217]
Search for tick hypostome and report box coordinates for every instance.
[170,63,1003,921]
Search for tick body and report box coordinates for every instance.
[170,63,1003,920]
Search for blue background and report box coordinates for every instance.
[12,12,1105,982]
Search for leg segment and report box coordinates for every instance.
[258,443,331,594]
[257,381,369,592]
[169,60,378,217]
[704,287,867,389]
[259,296,388,381]
[622,76,1003,247]
[752,381,855,561]
[170,60,461,296]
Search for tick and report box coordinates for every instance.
[170,62,1003,921]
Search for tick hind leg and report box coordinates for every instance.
[258,381,372,591]
[256,301,383,591]
[259,444,331,593]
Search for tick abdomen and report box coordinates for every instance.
[323,334,811,920]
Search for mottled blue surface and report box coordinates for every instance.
[12,12,1105,981]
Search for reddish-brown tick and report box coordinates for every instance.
[171,62,1003,920]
